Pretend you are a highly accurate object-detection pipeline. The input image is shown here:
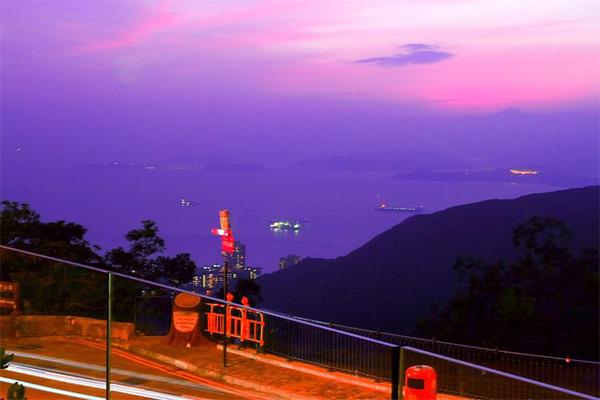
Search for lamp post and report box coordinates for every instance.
[222,253,228,368]
[212,210,235,368]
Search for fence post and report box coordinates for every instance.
[391,345,400,400]
[399,347,405,399]
[223,258,229,368]
[286,316,292,361]
[106,272,112,400]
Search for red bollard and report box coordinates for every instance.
[403,365,437,400]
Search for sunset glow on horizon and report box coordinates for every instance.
[2,0,598,112]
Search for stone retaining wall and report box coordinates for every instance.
[0,315,133,341]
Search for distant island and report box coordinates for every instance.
[392,168,598,187]
[80,161,266,173]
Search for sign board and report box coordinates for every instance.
[173,311,199,333]
[0,281,19,312]
[165,292,206,347]
[221,235,235,254]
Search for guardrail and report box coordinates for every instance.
[3,245,597,400]
[0,245,402,399]
[401,346,599,400]
[294,317,600,397]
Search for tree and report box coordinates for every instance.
[2,347,27,399]
[0,201,40,247]
[1,347,14,369]
[103,220,197,329]
[105,220,163,278]
[0,202,105,317]
[1,203,197,325]
[417,217,599,360]
[154,253,196,287]
[104,220,196,287]
[234,279,262,306]
[216,278,262,307]
[0,201,99,262]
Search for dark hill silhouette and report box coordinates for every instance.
[259,186,599,333]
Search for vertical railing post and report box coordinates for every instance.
[399,347,406,399]
[391,345,400,400]
[106,272,112,400]
[286,317,292,361]
[223,257,228,368]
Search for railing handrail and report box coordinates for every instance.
[0,245,397,348]
[294,316,600,365]
[402,346,600,400]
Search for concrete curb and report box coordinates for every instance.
[123,344,326,400]
[215,344,390,394]
[116,343,467,400]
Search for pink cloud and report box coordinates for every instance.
[257,41,599,112]
[76,2,177,54]
[418,46,600,110]
[62,0,598,111]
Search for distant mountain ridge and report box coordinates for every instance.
[293,148,467,171]
[291,109,598,176]
[258,186,599,333]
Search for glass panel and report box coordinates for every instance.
[319,320,599,397]
[402,347,591,400]
[108,274,249,399]
[0,248,108,399]
[109,273,398,399]
[1,248,400,399]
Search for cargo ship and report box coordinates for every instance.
[374,203,424,213]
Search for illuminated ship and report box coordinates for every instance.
[180,198,200,207]
[269,220,302,231]
[509,168,539,175]
[374,203,424,213]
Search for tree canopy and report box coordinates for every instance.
[104,219,195,287]
[0,201,197,317]
[216,278,263,307]
[417,216,599,360]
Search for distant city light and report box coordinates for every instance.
[279,255,302,270]
[510,169,539,175]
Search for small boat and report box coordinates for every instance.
[374,203,424,213]
[180,198,200,207]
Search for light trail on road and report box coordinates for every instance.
[7,341,272,400]
[0,376,104,400]
[74,339,272,400]
[9,350,222,394]
[6,363,209,399]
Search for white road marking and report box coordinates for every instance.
[0,376,104,400]
[7,364,210,400]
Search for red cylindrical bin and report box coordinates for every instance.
[403,365,437,400]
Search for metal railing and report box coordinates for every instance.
[401,346,599,400]
[0,245,402,399]
[3,245,598,400]
[294,317,600,397]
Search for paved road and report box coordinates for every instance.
[1,338,264,399]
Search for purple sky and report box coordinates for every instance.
[0,0,598,269]
[1,1,599,164]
